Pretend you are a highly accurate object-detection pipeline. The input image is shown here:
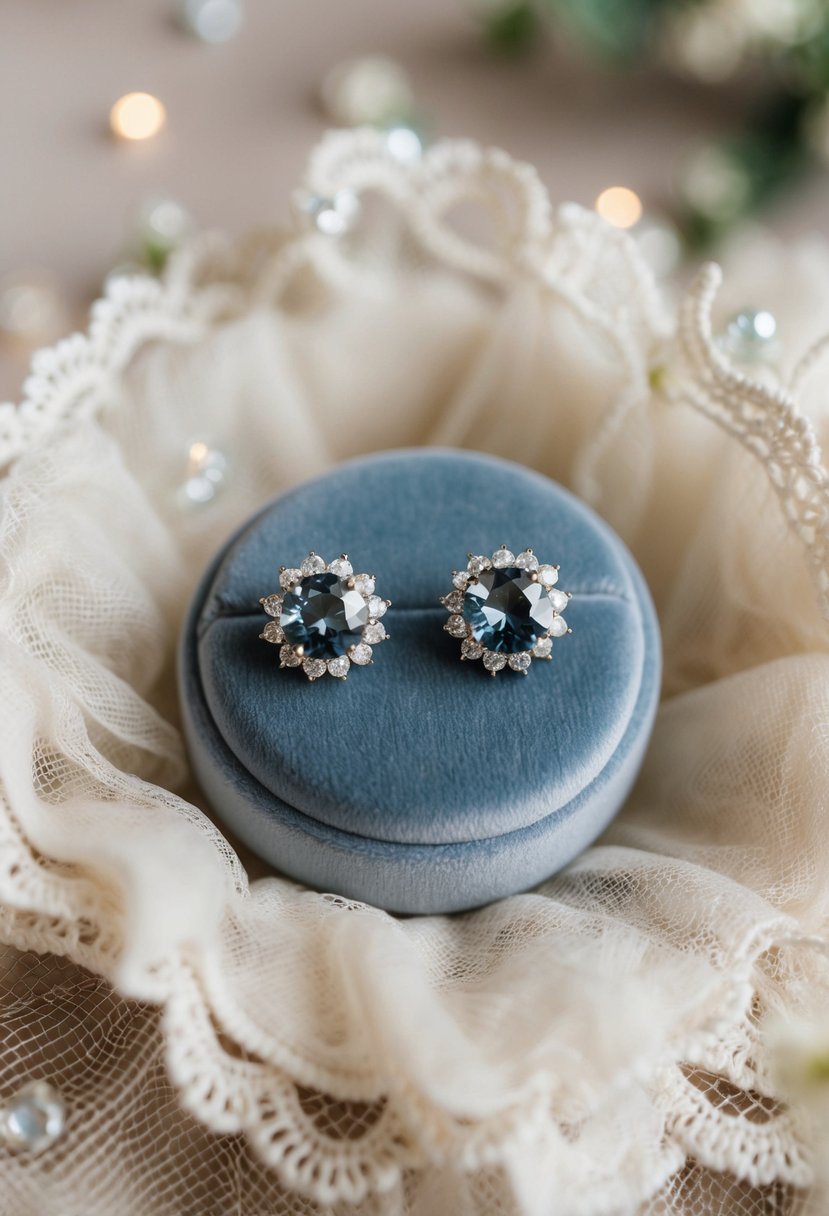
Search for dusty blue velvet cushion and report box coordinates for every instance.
[178,450,660,913]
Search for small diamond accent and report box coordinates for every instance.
[491,548,515,568]
[461,639,484,660]
[467,555,491,575]
[367,595,387,618]
[538,565,559,587]
[482,652,507,672]
[533,637,553,658]
[363,622,387,644]
[514,551,539,571]
[301,553,326,576]
[550,616,569,637]
[280,568,302,590]
[350,642,373,665]
[327,655,351,679]
[261,594,282,617]
[280,644,302,667]
[453,571,470,590]
[509,652,532,672]
[327,556,353,578]
[260,621,283,644]
[303,658,327,680]
[550,589,569,612]
[446,615,469,638]
[443,590,465,613]
[353,574,375,596]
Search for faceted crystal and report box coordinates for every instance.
[442,590,465,613]
[514,551,539,571]
[302,658,327,680]
[281,572,369,659]
[482,652,507,672]
[261,594,282,617]
[367,595,387,618]
[362,622,387,644]
[533,637,553,658]
[491,548,515,568]
[463,567,554,654]
[452,571,470,590]
[280,568,302,591]
[352,574,375,596]
[279,644,302,668]
[550,616,569,637]
[350,642,373,665]
[446,615,469,638]
[327,655,351,679]
[537,565,559,587]
[301,553,326,576]
[509,652,532,672]
[260,621,283,644]
[327,556,353,578]
[461,639,484,660]
[549,589,569,613]
[467,555,491,575]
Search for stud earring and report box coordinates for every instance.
[259,552,390,681]
[440,545,571,676]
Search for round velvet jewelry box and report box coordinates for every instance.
[179,450,661,914]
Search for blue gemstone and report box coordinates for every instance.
[463,567,553,653]
[280,572,369,659]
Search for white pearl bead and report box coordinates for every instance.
[320,56,413,128]
[1,1081,66,1152]
[384,122,424,165]
[179,0,242,44]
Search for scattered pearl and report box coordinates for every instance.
[302,189,360,237]
[320,56,413,127]
[110,92,167,142]
[384,121,425,164]
[721,308,781,365]
[178,440,227,507]
[179,0,242,43]
[1,1081,66,1152]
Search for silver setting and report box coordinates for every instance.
[259,552,391,681]
[440,545,572,677]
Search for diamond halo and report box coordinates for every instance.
[259,552,391,681]
[441,545,572,677]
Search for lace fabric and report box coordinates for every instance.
[1,129,828,1214]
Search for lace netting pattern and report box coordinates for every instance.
[1,130,829,1214]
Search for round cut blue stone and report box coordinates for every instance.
[463,567,554,654]
[280,572,369,659]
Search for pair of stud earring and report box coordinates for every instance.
[259,547,571,681]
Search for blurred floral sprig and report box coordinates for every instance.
[480,0,829,248]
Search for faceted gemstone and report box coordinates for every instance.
[327,556,353,578]
[281,572,369,659]
[482,652,507,672]
[301,553,326,576]
[452,571,470,590]
[533,637,553,658]
[261,594,282,617]
[443,590,465,613]
[514,550,538,571]
[279,644,302,668]
[509,652,532,672]
[350,642,373,665]
[302,658,327,680]
[461,639,484,660]
[467,555,491,575]
[491,548,515,568]
[463,567,554,654]
[327,655,351,679]
[352,574,375,596]
[550,616,569,637]
[280,567,302,591]
[549,589,569,613]
[445,615,468,638]
[2,1081,66,1152]
[537,565,559,587]
[362,622,387,644]
[367,595,387,619]
[260,621,283,644]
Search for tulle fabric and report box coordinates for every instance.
[1,130,829,1214]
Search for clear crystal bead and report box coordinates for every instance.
[461,639,484,660]
[260,621,283,644]
[367,595,387,618]
[350,642,373,665]
[722,308,780,364]
[533,637,553,658]
[280,568,302,591]
[304,189,360,237]
[537,565,559,587]
[467,555,491,575]
[327,655,351,679]
[443,590,465,613]
[363,622,387,644]
[1,1081,66,1152]
[260,594,282,617]
[280,645,302,668]
[452,571,470,590]
[491,548,515,568]
[301,553,326,576]
[509,652,532,672]
[550,616,569,637]
[482,652,507,672]
[549,589,569,612]
[327,556,353,578]
[303,658,327,680]
[514,551,539,571]
[352,574,375,596]
[446,615,468,638]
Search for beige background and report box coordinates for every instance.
[2,0,828,398]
